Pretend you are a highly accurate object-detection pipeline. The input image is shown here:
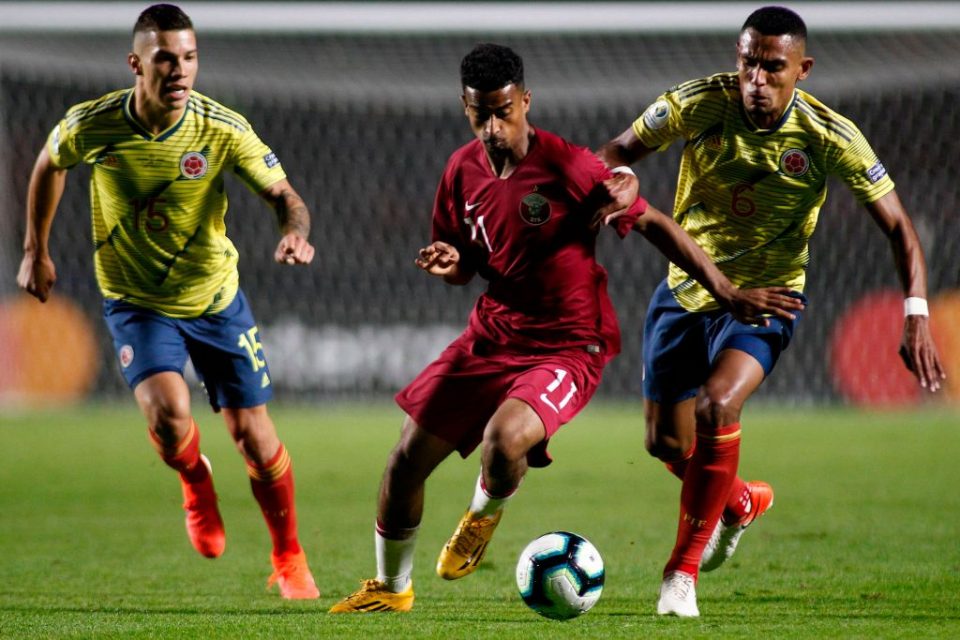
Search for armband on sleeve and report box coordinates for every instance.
[614,195,649,238]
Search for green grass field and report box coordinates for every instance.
[1,401,958,638]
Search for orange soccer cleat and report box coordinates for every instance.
[267,549,320,599]
[180,454,226,558]
[700,481,774,572]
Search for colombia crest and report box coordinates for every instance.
[779,148,810,177]
[179,151,208,179]
[519,192,551,226]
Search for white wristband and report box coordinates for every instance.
[611,165,635,176]
[904,297,929,317]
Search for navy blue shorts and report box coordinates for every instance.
[642,279,805,404]
[103,289,273,411]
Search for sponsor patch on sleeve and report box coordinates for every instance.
[867,161,887,184]
[642,100,670,131]
[263,151,280,168]
[51,125,61,157]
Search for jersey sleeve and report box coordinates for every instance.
[830,129,895,204]
[565,142,648,237]
[230,125,288,193]
[631,89,687,152]
[46,116,82,169]
[632,76,729,152]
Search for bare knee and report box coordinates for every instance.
[644,401,694,462]
[482,424,532,466]
[383,416,446,488]
[694,383,743,430]
[223,406,279,463]
[137,385,192,444]
[644,422,693,461]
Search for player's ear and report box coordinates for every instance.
[128,53,142,76]
[797,56,814,81]
[522,89,531,114]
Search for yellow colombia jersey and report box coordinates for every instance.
[632,72,895,312]
[47,88,286,318]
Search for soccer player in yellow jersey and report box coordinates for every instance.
[16,4,319,599]
[600,6,945,617]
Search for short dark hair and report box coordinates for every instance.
[460,43,524,92]
[741,6,807,41]
[133,3,193,35]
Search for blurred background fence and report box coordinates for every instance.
[1,1,958,406]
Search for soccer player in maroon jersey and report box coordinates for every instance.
[329,43,802,613]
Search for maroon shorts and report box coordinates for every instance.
[395,332,607,467]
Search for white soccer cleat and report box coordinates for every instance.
[657,571,699,617]
[700,481,774,572]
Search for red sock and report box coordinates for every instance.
[247,444,301,556]
[662,441,751,523]
[664,423,741,579]
[148,420,207,484]
[663,444,695,480]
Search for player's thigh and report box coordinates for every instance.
[696,348,766,427]
[182,290,274,412]
[504,355,601,441]
[642,280,712,405]
[395,335,506,454]
[102,298,191,390]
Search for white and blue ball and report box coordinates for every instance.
[515,531,605,620]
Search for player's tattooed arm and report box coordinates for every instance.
[260,179,315,265]
[18,145,66,302]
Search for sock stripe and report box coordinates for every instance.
[695,429,741,443]
[247,445,291,482]
[148,419,197,456]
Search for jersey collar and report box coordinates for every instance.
[122,89,189,142]
[740,89,797,136]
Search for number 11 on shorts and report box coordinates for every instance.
[540,368,577,414]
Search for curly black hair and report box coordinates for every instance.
[460,43,524,92]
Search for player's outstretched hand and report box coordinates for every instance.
[416,241,460,276]
[724,286,805,326]
[899,316,946,392]
[591,172,640,231]
[274,233,315,265]
[17,251,57,302]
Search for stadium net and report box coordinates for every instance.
[1,2,958,405]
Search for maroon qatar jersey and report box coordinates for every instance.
[432,127,635,359]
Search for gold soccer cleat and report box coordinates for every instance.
[328,579,414,613]
[436,510,502,580]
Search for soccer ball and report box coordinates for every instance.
[515,531,605,620]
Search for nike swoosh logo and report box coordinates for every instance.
[465,201,481,212]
